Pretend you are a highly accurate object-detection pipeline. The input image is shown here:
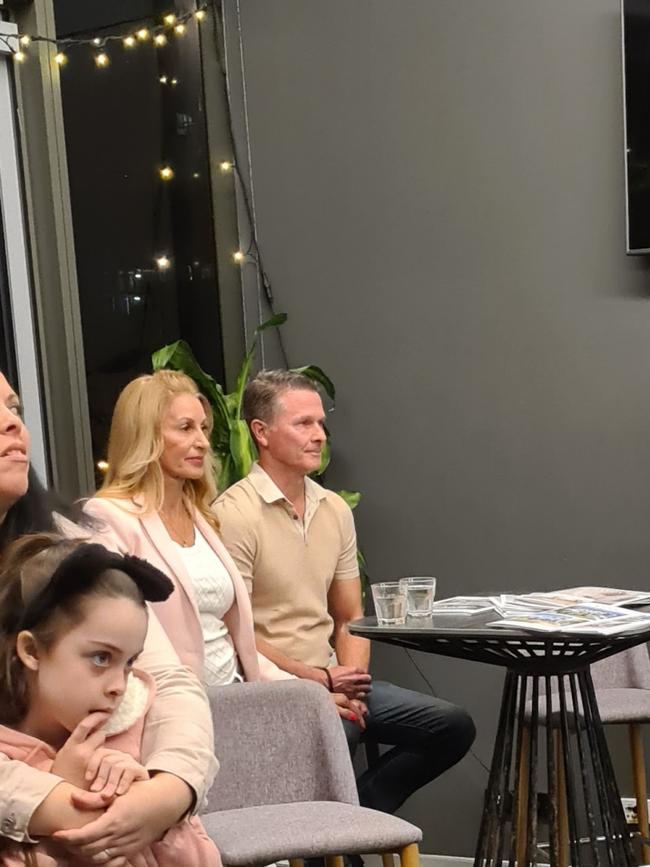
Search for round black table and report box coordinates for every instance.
[350,613,650,867]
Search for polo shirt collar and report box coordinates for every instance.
[248,462,327,508]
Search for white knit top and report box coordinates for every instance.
[176,530,239,686]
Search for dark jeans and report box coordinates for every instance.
[341,680,476,814]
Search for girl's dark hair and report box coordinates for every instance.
[0,534,149,726]
[0,467,87,555]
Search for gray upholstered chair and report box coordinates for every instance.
[590,644,650,864]
[201,679,422,867]
[520,644,650,864]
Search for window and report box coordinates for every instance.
[0,22,48,480]
[54,0,226,482]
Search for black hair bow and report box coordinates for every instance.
[19,543,173,630]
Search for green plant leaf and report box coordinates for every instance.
[235,313,289,416]
[317,438,331,476]
[292,365,335,402]
[229,419,257,481]
[152,340,231,452]
[336,490,361,510]
[255,312,287,334]
[233,352,253,418]
[217,454,236,492]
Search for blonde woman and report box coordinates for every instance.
[84,371,288,685]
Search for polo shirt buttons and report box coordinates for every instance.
[292,513,299,520]
[1,814,15,834]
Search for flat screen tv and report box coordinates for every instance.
[622,0,650,252]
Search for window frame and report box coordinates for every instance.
[0,22,49,482]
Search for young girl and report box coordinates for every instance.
[0,534,221,867]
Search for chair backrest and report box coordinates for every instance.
[203,679,359,814]
[591,644,650,691]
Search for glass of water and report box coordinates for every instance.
[399,576,437,618]
[371,582,407,625]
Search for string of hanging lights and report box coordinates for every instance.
[1,1,282,355]
[0,6,208,67]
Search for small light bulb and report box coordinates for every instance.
[170,77,179,86]
[95,51,109,68]
[192,172,200,179]
[19,35,31,47]
[233,251,245,264]
[159,74,168,84]
[155,255,171,270]
[55,51,68,66]
[163,13,177,26]
[219,161,233,173]
[123,35,136,48]
[13,50,27,63]
[174,23,187,36]
[96,460,109,473]
[92,37,102,46]
[195,9,207,21]
[136,28,150,41]
[154,33,168,46]
[159,166,174,180]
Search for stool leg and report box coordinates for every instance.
[398,843,419,867]
[381,855,396,867]
[629,723,650,865]
[325,858,344,867]
[516,726,530,865]
[554,730,569,867]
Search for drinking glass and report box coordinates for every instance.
[371,582,407,625]
[399,576,437,617]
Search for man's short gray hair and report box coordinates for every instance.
[243,370,318,425]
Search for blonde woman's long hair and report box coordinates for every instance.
[98,371,219,530]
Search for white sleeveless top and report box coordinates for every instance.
[176,529,239,686]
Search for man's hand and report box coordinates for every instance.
[327,665,371,699]
[86,749,150,798]
[51,712,109,789]
[332,693,367,730]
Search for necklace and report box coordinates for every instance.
[160,501,195,548]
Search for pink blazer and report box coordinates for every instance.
[83,496,291,684]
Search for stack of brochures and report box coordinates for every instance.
[430,587,650,635]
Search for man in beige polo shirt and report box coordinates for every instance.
[214,370,475,815]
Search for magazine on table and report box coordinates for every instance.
[487,602,650,635]
[431,586,650,626]
[529,587,650,608]
[431,596,495,615]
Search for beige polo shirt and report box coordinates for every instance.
[214,463,359,667]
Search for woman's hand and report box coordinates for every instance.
[86,749,150,798]
[332,692,367,729]
[51,712,109,789]
[52,773,193,865]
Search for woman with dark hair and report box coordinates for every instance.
[0,371,217,867]
[0,466,81,550]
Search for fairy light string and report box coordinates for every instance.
[1,0,288,365]
[0,6,208,68]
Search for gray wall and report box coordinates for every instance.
[225,0,650,856]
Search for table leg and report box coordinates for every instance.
[474,670,518,866]
[578,670,635,866]
[473,667,636,867]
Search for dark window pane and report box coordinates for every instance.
[55,0,225,483]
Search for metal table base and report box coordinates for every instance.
[349,617,650,867]
[477,667,634,867]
